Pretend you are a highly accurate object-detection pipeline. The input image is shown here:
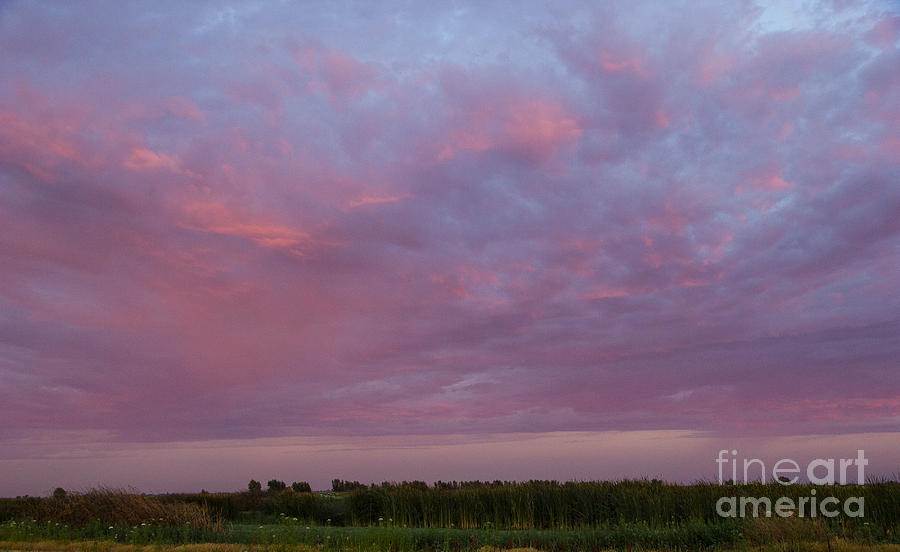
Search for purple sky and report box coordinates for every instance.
[1,0,898,496]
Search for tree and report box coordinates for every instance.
[331,479,365,492]
[291,481,312,493]
[52,487,67,499]
[248,479,262,493]
[267,479,287,492]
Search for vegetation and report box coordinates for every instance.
[0,488,216,530]
[332,480,367,493]
[339,479,900,531]
[1,479,899,551]
[4,543,900,552]
[0,517,897,551]
[267,481,287,493]
[292,482,312,493]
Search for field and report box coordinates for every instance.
[2,480,899,552]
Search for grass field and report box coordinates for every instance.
[3,544,900,552]
[1,481,899,551]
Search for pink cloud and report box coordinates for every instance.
[348,194,411,208]
[505,100,582,158]
[865,15,900,49]
[0,0,897,495]
[438,97,581,163]
[0,102,101,181]
[119,97,206,122]
[124,148,182,172]
[696,50,735,85]
[752,173,794,191]
[175,200,323,253]
[598,51,648,77]
[290,40,381,104]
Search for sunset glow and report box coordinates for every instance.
[0,1,898,496]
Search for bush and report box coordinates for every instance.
[291,481,312,493]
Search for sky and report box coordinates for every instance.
[0,0,898,496]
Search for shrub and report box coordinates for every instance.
[291,481,312,493]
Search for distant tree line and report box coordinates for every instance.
[247,479,311,493]
[331,479,366,492]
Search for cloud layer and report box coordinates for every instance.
[1,0,898,461]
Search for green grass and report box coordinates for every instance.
[4,518,899,551]
[0,519,743,551]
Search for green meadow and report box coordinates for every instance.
[2,480,899,551]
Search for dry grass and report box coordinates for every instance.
[11,489,217,530]
[0,542,317,552]
[743,516,831,544]
[744,544,900,552]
